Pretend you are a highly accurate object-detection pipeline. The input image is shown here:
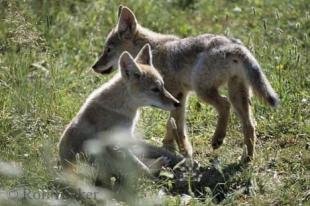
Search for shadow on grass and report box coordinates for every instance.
[163,160,247,203]
[130,141,249,203]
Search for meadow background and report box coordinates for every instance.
[0,0,309,205]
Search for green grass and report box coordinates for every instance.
[0,0,309,205]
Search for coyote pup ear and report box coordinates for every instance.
[119,52,142,80]
[117,7,137,38]
[135,44,153,65]
[118,5,123,18]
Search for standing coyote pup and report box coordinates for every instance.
[59,44,180,169]
[92,6,279,161]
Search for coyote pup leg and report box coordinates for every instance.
[228,78,256,161]
[196,87,230,149]
[163,92,193,159]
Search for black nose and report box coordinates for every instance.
[92,64,98,70]
[174,102,181,107]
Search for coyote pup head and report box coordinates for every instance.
[92,6,140,74]
[119,44,179,111]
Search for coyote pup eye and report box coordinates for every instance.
[105,44,113,53]
[151,87,160,93]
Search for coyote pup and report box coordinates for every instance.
[92,6,279,161]
[59,44,180,169]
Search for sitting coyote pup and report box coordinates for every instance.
[59,44,180,169]
[92,6,279,161]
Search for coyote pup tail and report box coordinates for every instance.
[238,46,280,107]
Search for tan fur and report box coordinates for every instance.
[92,6,279,161]
[59,44,179,169]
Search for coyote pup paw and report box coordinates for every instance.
[162,141,177,152]
[211,137,224,149]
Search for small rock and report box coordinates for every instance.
[180,194,192,205]
[233,6,242,13]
